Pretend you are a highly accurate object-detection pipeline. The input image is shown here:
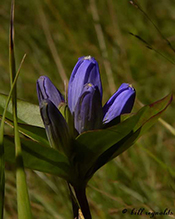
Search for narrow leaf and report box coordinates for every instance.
[0,93,43,127]
[76,94,172,178]
[9,1,32,217]
[133,93,173,135]
[4,136,70,180]
[75,108,144,176]
[92,93,173,175]
[2,118,48,147]
[0,53,26,219]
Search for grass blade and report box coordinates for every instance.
[129,32,175,65]
[90,0,116,94]
[37,2,68,85]
[158,118,175,136]
[130,0,175,54]
[139,143,175,177]
[0,53,26,219]
[9,1,32,218]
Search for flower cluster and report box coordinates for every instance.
[37,56,135,152]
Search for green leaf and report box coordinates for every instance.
[108,93,173,163]
[93,93,173,175]
[0,93,43,128]
[75,109,143,177]
[133,93,173,135]
[3,118,49,147]
[75,93,172,179]
[18,123,49,146]
[4,136,70,181]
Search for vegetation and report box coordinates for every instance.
[0,0,175,218]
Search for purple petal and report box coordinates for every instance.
[74,83,103,133]
[103,83,136,123]
[37,76,64,108]
[68,56,102,114]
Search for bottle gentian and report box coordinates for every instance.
[103,83,135,124]
[37,56,135,136]
[36,55,136,219]
[74,83,103,133]
[68,56,103,114]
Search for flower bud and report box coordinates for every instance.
[74,83,103,133]
[37,76,64,108]
[40,99,70,155]
[68,56,102,114]
[103,83,136,123]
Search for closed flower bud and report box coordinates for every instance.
[103,83,136,123]
[37,76,64,108]
[40,99,70,155]
[68,56,102,114]
[74,83,103,133]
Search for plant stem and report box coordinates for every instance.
[67,183,79,219]
[74,186,92,219]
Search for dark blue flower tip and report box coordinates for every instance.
[40,99,70,154]
[68,56,103,114]
[103,83,136,124]
[37,76,64,108]
[74,83,103,133]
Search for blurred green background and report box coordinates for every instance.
[1,0,175,218]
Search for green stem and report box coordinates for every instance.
[67,183,79,219]
[74,186,92,219]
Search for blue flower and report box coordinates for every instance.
[37,76,64,108]
[74,83,103,133]
[103,83,136,123]
[37,56,136,141]
[68,56,102,114]
[37,76,71,155]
